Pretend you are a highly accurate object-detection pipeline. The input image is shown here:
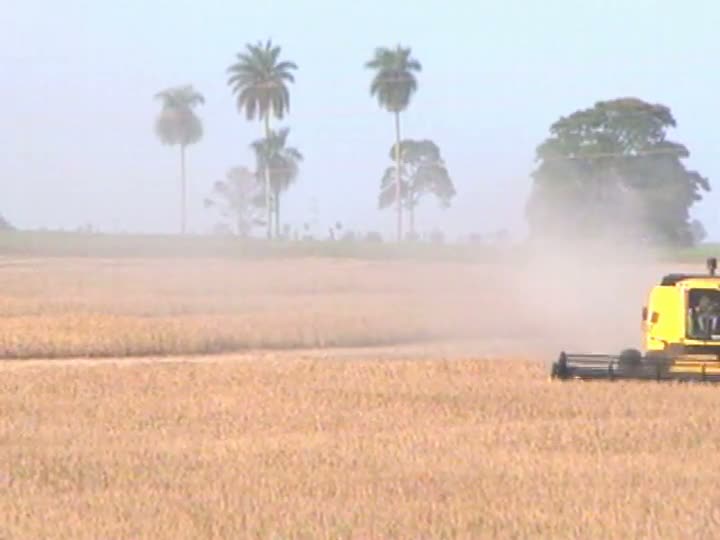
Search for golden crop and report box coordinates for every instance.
[0,257,534,359]
[1,255,716,538]
[3,354,720,539]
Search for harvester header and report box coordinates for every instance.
[551,257,720,382]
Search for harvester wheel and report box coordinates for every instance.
[550,361,559,379]
[618,348,642,367]
[549,352,569,380]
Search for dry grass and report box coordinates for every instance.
[0,257,458,358]
[0,257,549,359]
[0,254,681,359]
[2,254,719,538]
[3,353,720,539]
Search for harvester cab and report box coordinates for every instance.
[551,257,720,382]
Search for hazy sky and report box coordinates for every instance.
[2,0,718,240]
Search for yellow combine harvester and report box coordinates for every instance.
[551,257,720,382]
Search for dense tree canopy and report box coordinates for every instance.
[379,139,455,236]
[526,98,710,245]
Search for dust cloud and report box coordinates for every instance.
[398,229,693,363]
[414,171,705,362]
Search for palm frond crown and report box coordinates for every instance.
[250,127,303,193]
[153,85,205,146]
[365,44,421,113]
[227,39,298,121]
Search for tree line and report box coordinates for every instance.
[154,41,455,242]
[154,41,710,246]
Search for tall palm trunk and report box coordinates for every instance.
[274,188,282,238]
[180,144,187,234]
[394,111,403,242]
[263,113,272,239]
[408,192,415,238]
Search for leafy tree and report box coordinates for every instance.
[250,127,303,235]
[379,139,455,236]
[227,40,298,239]
[366,44,422,241]
[153,85,205,234]
[204,166,264,237]
[526,97,710,246]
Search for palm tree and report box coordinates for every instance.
[250,127,303,236]
[153,85,204,234]
[365,45,421,241]
[227,40,298,239]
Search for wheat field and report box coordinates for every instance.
[0,253,668,359]
[2,254,717,538]
[0,257,494,358]
[4,352,720,539]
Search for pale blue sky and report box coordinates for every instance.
[1,0,718,240]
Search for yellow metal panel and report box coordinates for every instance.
[643,278,720,352]
[644,286,684,350]
[669,364,720,374]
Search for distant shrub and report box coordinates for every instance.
[429,230,445,244]
[0,215,14,231]
[467,234,484,245]
[366,232,383,243]
[405,231,420,242]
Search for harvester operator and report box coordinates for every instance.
[694,294,720,337]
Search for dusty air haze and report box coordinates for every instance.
[4,4,720,536]
[1,0,717,240]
